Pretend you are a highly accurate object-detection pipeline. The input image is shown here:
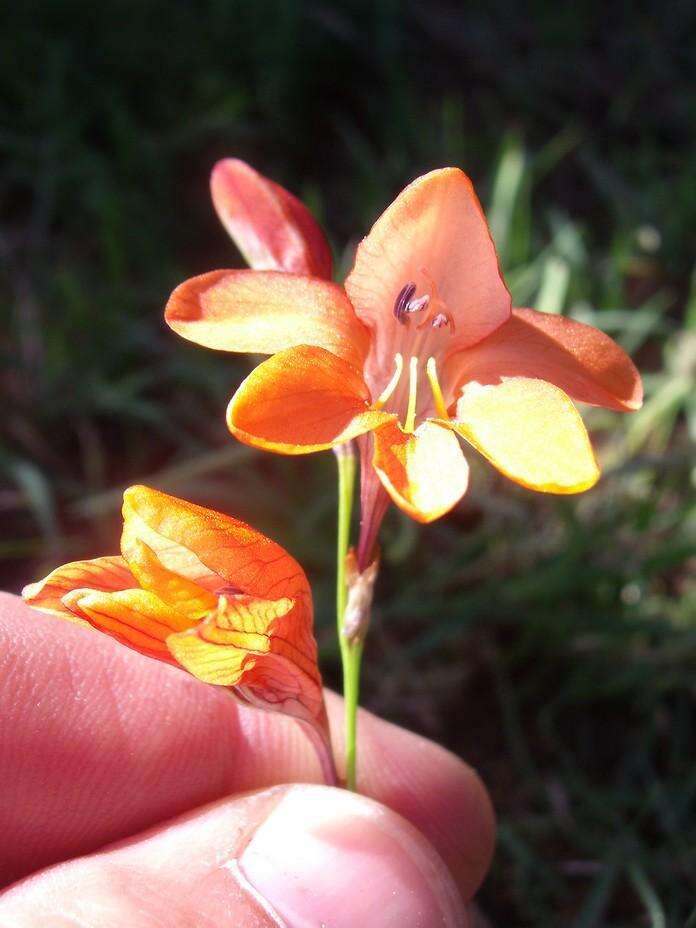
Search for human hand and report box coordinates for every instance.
[0,592,493,927]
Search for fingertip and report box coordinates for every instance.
[239,785,467,927]
[326,693,495,899]
[0,786,468,928]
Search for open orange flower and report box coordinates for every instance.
[22,485,336,782]
[166,164,642,537]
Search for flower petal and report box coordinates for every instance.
[22,556,134,622]
[166,594,297,686]
[372,419,470,523]
[121,528,218,621]
[445,308,643,412]
[227,345,392,454]
[168,594,331,779]
[345,167,511,361]
[63,588,193,663]
[165,270,369,370]
[446,378,599,493]
[122,485,311,604]
[211,158,333,278]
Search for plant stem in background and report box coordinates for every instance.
[334,442,359,789]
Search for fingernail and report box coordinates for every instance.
[238,784,466,928]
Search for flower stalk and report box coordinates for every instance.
[335,441,385,790]
[333,442,362,790]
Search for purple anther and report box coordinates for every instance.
[407,294,430,314]
[394,282,417,323]
[431,313,450,329]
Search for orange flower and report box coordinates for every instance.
[166,164,642,544]
[22,485,336,783]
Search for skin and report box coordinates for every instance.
[0,592,494,927]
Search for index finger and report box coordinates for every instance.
[0,593,494,898]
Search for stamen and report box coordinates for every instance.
[406,294,430,314]
[393,283,416,324]
[431,312,456,333]
[413,267,456,333]
[374,353,403,409]
[426,356,450,419]
[404,355,419,433]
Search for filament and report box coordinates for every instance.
[426,356,450,419]
[374,353,403,409]
[404,355,419,433]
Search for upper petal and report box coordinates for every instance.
[227,345,393,454]
[446,378,600,494]
[165,270,369,370]
[372,419,470,523]
[211,158,333,278]
[445,308,643,412]
[22,556,135,622]
[123,485,310,604]
[345,167,511,360]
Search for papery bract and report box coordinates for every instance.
[23,485,335,782]
[166,162,642,561]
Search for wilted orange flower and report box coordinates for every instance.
[23,485,336,782]
[166,163,642,548]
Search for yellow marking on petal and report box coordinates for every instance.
[166,593,296,685]
[373,353,403,410]
[426,356,450,419]
[404,355,419,433]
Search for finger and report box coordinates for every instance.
[0,785,468,928]
[0,593,493,897]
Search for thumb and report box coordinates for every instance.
[0,784,469,927]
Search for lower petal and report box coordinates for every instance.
[228,345,392,454]
[447,377,599,493]
[22,556,134,622]
[372,419,469,523]
[64,588,194,662]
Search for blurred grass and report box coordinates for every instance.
[1,2,695,924]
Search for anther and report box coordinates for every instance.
[394,283,416,324]
[407,294,430,314]
[431,312,455,332]
[394,283,430,324]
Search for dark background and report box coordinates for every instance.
[2,2,695,924]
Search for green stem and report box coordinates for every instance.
[342,639,363,790]
[334,444,361,791]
